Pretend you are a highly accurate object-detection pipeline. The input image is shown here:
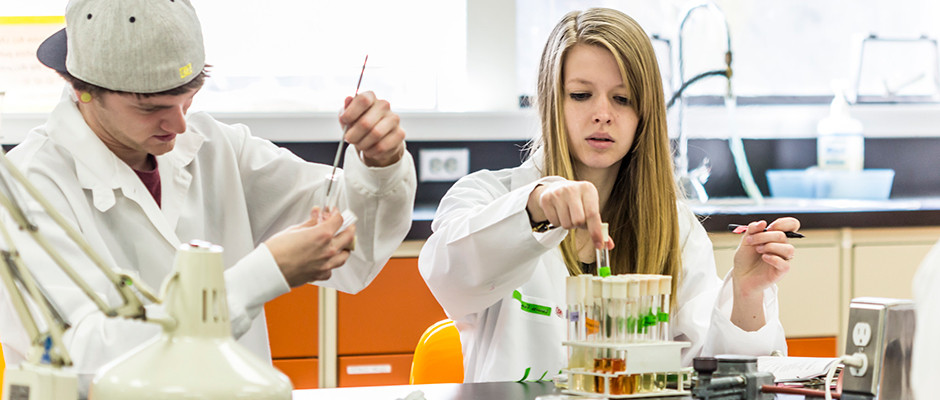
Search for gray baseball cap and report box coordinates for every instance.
[37,0,206,94]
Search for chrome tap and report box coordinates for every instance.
[671,1,762,203]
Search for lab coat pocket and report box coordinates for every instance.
[482,290,566,382]
[511,289,564,323]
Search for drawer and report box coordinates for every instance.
[786,337,837,358]
[266,284,319,358]
[273,357,318,389]
[338,354,413,387]
[338,258,446,355]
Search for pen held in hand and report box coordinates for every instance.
[728,224,804,238]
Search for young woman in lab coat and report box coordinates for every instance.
[419,8,800,383]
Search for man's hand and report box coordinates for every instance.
[265,207,357,287]
[339,91,405,167]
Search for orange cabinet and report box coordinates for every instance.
[266,255,448,388]
[337,354,413,387]
[786,337,837,358]
[266,284,319,358]
[337,258,446,356]
[273,358,318,389]
[266,284,319,388]
[337,257,446,386]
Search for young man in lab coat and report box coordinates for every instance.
[0,0,415,395]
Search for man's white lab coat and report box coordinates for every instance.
[0,90,416,392]
[419,153,786,383]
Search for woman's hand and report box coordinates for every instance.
[730,217,800,330]
[527,181,612,250]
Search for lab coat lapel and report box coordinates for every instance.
[158,131,202,233]
[47,89,185,248]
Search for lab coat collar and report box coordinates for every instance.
[45,88,204,246]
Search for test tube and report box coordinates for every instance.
[610,277,628,395]
[626,276,640,343]
[593,277,610,393]
[659,275,672,342]
[647,277,660,342]
[566,276,581,341]
[595,223,611,277]
[655,275,673,392]
[638,276,650,342]
[636,276,654,393]
[578,274,596,392]
[566,276,586,391]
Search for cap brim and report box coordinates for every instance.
[37,28,68,74]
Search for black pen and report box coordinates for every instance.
[728,224,804,239]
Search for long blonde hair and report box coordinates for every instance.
[532,8,680,293]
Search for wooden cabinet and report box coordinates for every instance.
[711,226,940,356]
[710,229,842,339]
[851,227,940,300]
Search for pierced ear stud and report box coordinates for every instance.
[80,92,92,103]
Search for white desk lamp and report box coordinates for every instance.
[0,143,292,399]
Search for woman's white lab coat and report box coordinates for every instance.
[0,90,416,393]
[912,241,940,400]
[419,152,786,383]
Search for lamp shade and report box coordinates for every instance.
[89,241,292,399]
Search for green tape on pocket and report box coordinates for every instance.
[512,290,551,316]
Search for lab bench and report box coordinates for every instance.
[268,198,940,390]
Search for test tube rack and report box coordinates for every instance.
[561,340,691,398]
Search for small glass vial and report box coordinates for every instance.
[595,223,611,277]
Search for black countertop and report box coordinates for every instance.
[292,381,691,399]
[407,197,940,240]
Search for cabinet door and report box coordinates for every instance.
[337,354,413,387]
[338,257,447,355]
[711,233,840,338]
[274,358,318,389]
[265,284,319,358]
[853,244,933,300]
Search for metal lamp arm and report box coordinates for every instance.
[0,230,72,367]
[0,150,161,314]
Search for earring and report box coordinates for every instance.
[79,92,92,103]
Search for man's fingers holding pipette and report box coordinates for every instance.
[355,113,405,167]
[339,91,377,128]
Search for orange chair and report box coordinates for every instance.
[409,319,464,384]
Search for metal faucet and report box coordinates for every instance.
[671,2,734,203]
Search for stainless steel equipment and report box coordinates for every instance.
[691,355,774,400]
[841,297,916,400]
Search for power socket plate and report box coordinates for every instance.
[419,148,470,182]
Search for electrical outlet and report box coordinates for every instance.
[419,148,470,182]
[842,297,915,399]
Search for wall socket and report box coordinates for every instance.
[841,297,915,400]
[419,148,470,182]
